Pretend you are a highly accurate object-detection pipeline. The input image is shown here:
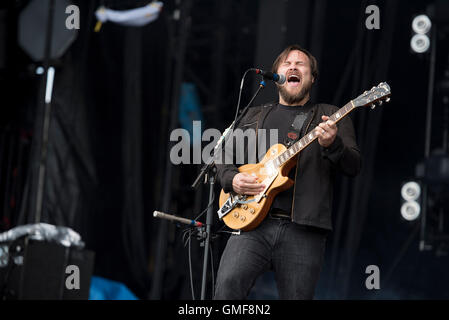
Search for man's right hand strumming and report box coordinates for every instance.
[232,173,265,195]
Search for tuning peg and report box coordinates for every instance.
[378,100,383,106]
[386,97,391,103]
[370,103,376,109]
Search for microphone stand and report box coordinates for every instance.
[192,78,266,300]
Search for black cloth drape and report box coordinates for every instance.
[18,0,168,297]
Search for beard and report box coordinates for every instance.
[278,79,313,105]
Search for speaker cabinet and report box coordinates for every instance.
[0,237,94,300]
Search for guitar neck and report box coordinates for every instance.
[274,101,356,167]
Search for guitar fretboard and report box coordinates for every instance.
[273,101,355,168]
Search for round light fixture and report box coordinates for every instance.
[410,34,430,53]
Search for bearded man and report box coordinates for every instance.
[213,44,361,300]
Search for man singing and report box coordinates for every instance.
[214,44,361,300]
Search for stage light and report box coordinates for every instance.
[401,201,421,221]
[35,66,44,75]
[410,14,432,54]
[400,181,422,221]
[401,181,421,201]
[412,14,432,34]
[411,34,430,53]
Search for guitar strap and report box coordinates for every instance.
[283,108,314,147]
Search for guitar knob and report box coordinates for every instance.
[249,208,255,214]
[240,216,246,222]
[242,204,248,210]
[233,212,239,218]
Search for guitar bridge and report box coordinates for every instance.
[217,194,246,219]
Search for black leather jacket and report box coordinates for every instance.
[216,101,361,231]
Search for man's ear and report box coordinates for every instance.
[312,77,315,83]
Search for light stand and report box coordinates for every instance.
[34,0,56,223]
[420,25,438,251]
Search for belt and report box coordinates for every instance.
[268,208,291,220]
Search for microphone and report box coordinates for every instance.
[153,210,204,227]
[254,68,286,84]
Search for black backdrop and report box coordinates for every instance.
[1,0,170,297]
[1,0,449,299]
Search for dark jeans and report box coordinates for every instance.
[213,216,328,300]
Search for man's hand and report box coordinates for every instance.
[315,115,337,148]
[232,173,265,195]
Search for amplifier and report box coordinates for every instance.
[0,237,95,300]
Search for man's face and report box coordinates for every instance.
[276,50,314,106]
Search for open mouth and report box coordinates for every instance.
[287,74,301,86]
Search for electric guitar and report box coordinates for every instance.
[217,82,391,231]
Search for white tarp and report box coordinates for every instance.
[0,223,84,248]
[95,2,163,28]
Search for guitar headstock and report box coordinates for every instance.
[353,82,391,109]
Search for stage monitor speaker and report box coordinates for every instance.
[0,238,95,300]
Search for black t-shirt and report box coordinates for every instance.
[261,101,314,214]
